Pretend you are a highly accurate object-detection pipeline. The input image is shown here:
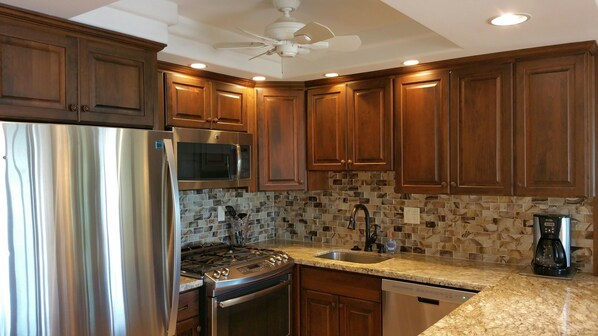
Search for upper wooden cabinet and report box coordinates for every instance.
[165,72,249,131]
[0,8,162,128]
[256,88,306,191]
[307,78,392,171]
[395,70,450,194]
[514,54,590,197]
[449,63,513,195]
[395,64,513,195]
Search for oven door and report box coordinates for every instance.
[208,273,291,336]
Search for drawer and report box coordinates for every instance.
[300,266,381,302]
[178,289,200,321]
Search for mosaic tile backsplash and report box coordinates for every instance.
[180,172,594,273]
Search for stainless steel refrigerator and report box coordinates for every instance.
[0,122,181,335]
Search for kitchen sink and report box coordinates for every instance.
[315,250,392,264]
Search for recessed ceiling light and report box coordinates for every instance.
[190,63,207,69]
[324,73,338,78]
[252,76,266,81]
[489,13,531,26]
[403,60,420,66]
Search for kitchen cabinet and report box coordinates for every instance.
[307,78,392,171]
[176,289,201,336]
[395,63,513,195]
[0,10,161,128]
[514,54,590,197]
[256,87,306,191]
[300,266,381,336]
[165,72,249,131]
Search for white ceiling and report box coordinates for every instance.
[3,0,598,81]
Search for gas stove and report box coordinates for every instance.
[180,243,293,295]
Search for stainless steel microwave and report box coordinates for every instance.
[173,128,252,190]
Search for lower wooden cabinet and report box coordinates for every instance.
[176,289,201,336]
[300,266,381,336]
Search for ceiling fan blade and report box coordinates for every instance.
[293,21,334,44]
[238,28,279,44]
[327,35,362,52]
[248,48,276,61]
[214,42,268,49]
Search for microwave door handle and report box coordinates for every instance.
[236,144,242,184]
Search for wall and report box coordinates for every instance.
[180,172,594,273]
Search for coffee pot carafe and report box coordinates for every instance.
[532,214,571,276]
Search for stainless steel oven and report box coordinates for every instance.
[208,272,292,336]
[180,243,293,336]
[174,128,252,190]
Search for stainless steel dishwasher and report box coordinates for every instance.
[382,279,477,336]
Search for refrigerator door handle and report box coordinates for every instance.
[164,138,181,336]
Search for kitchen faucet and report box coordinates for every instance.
[348,204,378,252]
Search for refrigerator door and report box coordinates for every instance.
[0,122,179,336]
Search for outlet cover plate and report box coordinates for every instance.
[404,207,420,224]
[217,206,226,221]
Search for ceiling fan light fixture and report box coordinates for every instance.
[403,60,419,66]
[252,76,266,81]
[190,63,207,69]
[489,13,531,26]
[324,72,338,78]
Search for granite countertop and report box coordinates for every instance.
[253,240,598,335]
[179,276,202,292]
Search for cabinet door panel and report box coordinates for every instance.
[165,73,211,129]
[79,40,155,127]
[301,290,338,336]
[395,71,449,194]
[307,85,346,170]
[347,78,392,170]
[515,54,587,196]
[257,88,305,191]
[212,81,247,131]
[339,297,381,336]
[450,63,513,195]
[0,20,78,122]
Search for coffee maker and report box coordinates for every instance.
[532,214,571,276]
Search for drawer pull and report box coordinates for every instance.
[178,304,189,312]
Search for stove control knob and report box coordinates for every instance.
[213,270,222,279]
[280,253,289,260]
[221,268,230,277]
[268,257,276,265]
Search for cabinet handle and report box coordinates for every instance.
[450,182,456,187]
[68,104,78,112]
[441,181,447,187]
[81,105,90,112]
[178,304,189,312]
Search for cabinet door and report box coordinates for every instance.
[212,81,248,131]
[347,78,393,171]
[450,63,513,195]
[175,317,201,336]
[514,54,588,196]
[395,71,449,194]
[301,289,339,336]
[307,85,347,170]
[79,39,155,127]
[339,296,381,336]
[165,72,211,129]
[0,19,78,122]
[257,88,306,191]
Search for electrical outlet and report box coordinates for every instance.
[404,207,420,224]
[217,206,226,221]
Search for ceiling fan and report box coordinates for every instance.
[213,0,362,60]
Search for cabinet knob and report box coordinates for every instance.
[340,160,346,164]
[68,104,78,112]
[450,182,456,187]
[197,325,202,333]
[298,180,304,184]
[331,302,336,308]
[81,105,90,112]
[441,181,447,187]
[213,117,219,122]
[347,160,353,164]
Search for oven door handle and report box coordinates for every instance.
[218,279,290,308]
